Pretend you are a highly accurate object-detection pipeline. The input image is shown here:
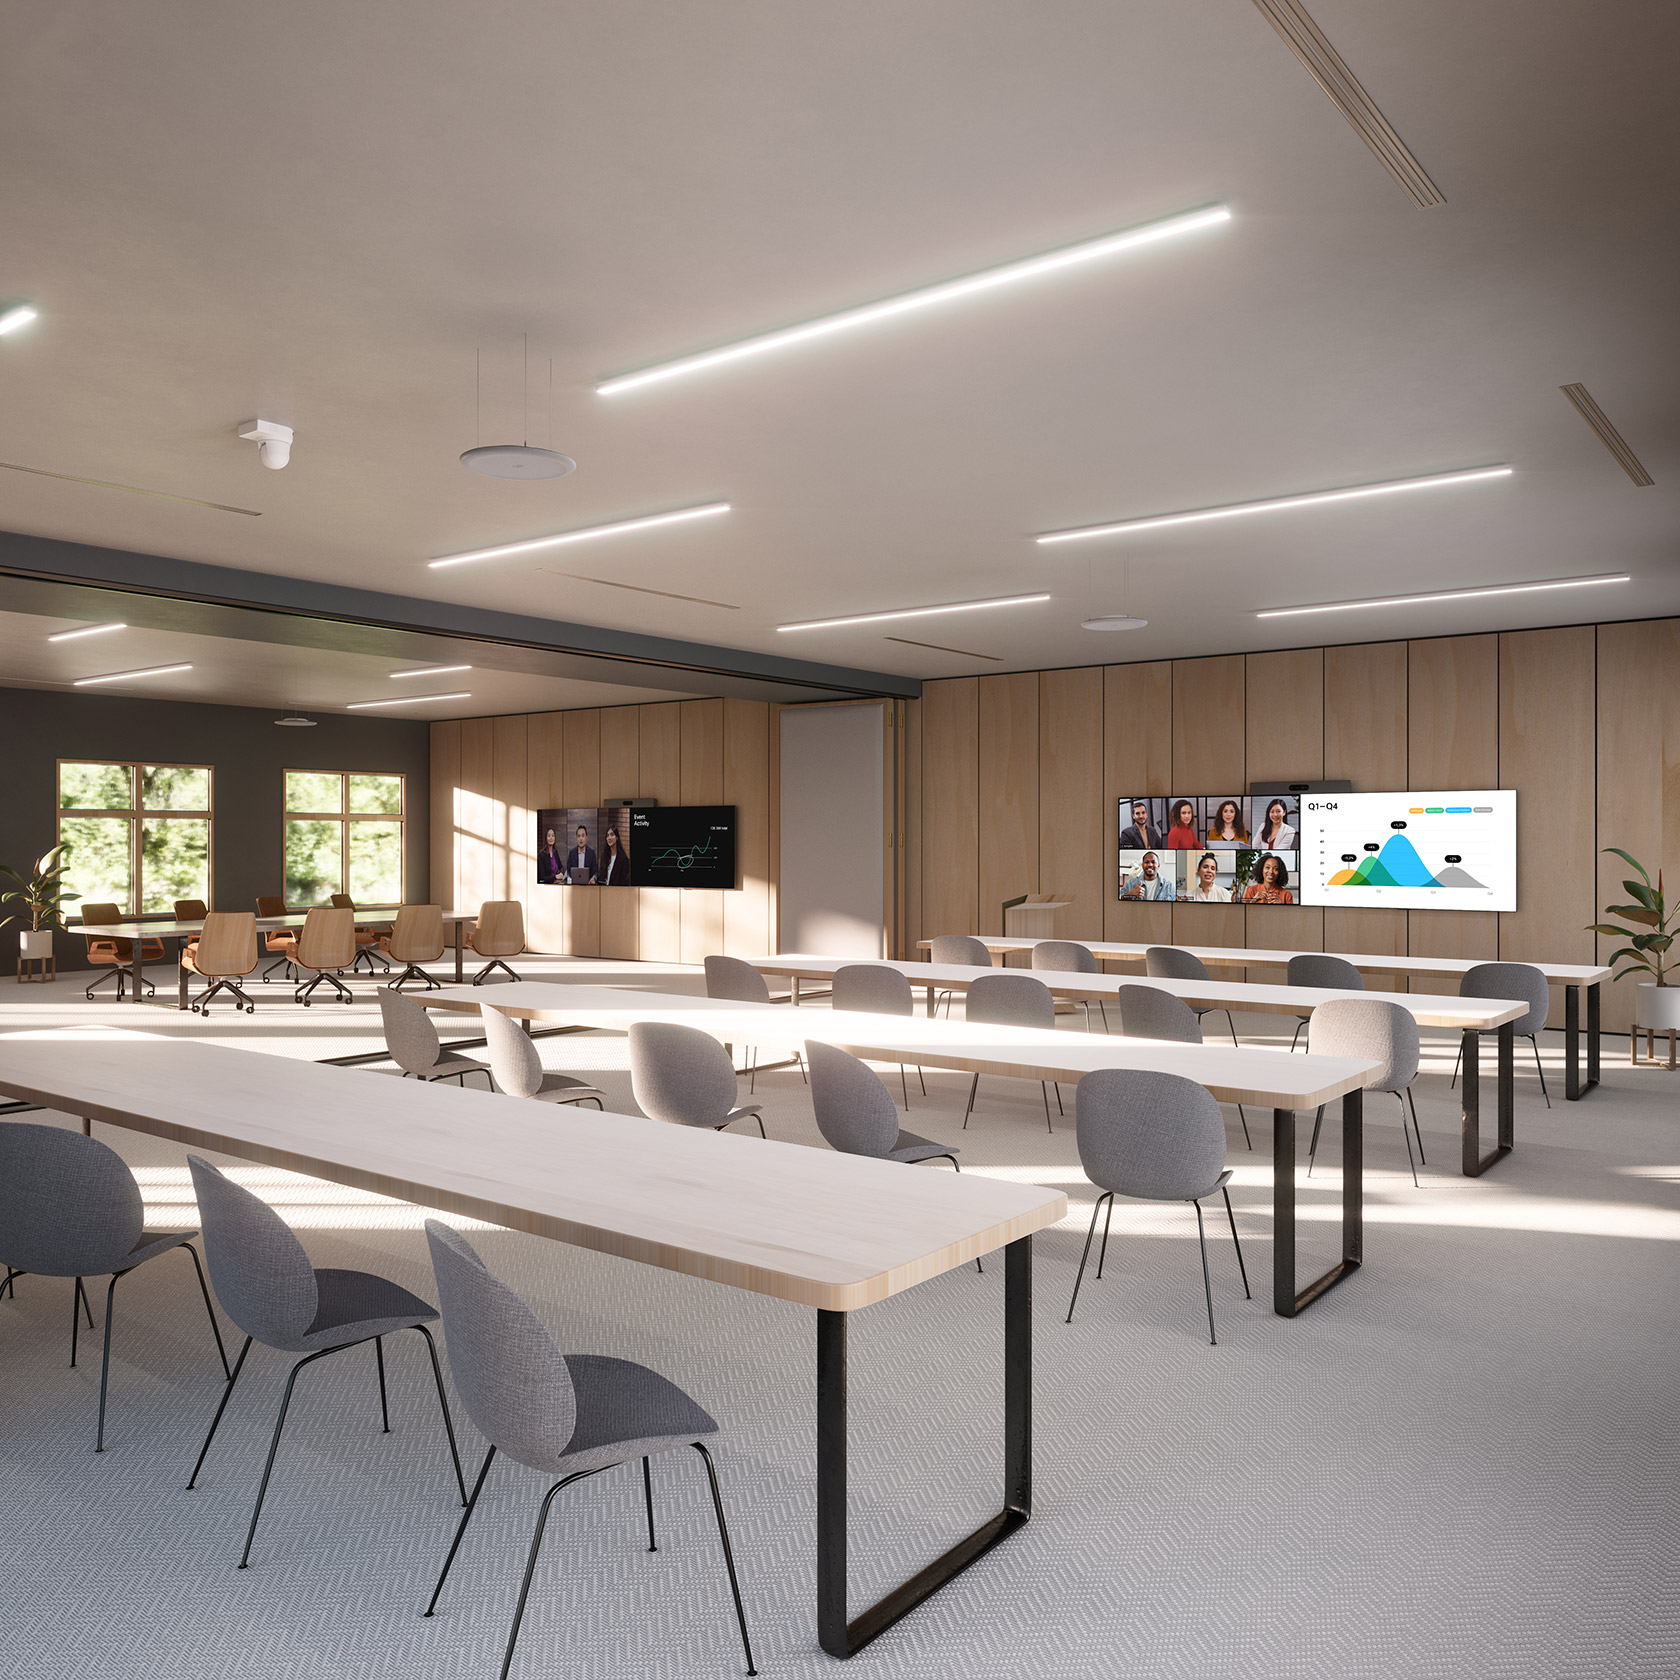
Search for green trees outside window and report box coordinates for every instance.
[285,772,404,907]
[57,761,212,916]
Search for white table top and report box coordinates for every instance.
[81,909,476,940]
[916,937,1613,987]
[420,983,1378,1110]
[753,955,1527,1031]
[0,1031,1063,1313]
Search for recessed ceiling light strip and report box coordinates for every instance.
[0,304,38,335]
[390,665,472,679]
[596,205,1232,396]
[1255,573,1630,619]
[1037,465,1511,545]
[778,593,1050,633]
[347,692,473,709]
[428,502,730,568]
[47,622,127,642]
[0,459,261,515]
[1559,384,1654,487]
[72,663,193,686]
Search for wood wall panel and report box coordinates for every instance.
[679,700,727,965]
[978,673,1038,958]
[904,697,923,962]
[525,713,565,955]
[1244,648,1324,972]
[1103,661,1173,962]
[637,704,683,963]
[429,721,460,912]
[723,700,772,958]
[1038,667,1104,941]
[1173,656,1245,952]
[560,711,601,957]
[920,678,980,939]
[456,719,495,917]
[598,707,640,960]
[492,715,528,906]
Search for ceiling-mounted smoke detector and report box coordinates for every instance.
[1082,615,1148,631]
[239,418,293,469]
[274,712,316,727]
[460,444,576,480]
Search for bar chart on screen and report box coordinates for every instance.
[1300,791,1517,911]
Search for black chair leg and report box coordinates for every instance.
[1306,1104,1325,1175]
[1066,1191,1112,1322]
[179,1243,231,1378]
[239,1343,351,1567]
[1039,1082,1053,1132]
[95,1270,126,1451]
[962,1071,979,1128]
[1395,1091,1418,1186]
[424,1445,496,1616]
[1450,1041,1463,1088]
[375,1335,391,1432]
[1406,1086,1426,1165]
[1235,1104,1253,1150]
[500,1468,612,1680]
[899,1065,910,1109]
[1095,1192,1115,1279]
[1530,1035,1551,1107]
[1194,1201,1218,1346]
[1289,1018,1308,1052]
[188,1335,253,1489]
[415,1323,469,1505]
[693,1442,758,1677]
[71,1276,92,1366]
[1221,1187,1251,1299]
[641,1456,658,1552]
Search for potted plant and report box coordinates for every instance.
[0,843,81,962]
[1587,847,1678,1032]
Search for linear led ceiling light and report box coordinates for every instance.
[596,205,1232,396]
[73,663,192,686]
[1255,573,1630,620]
[0,304,38,336]
[1037,465,1513,545]
[428,502,729,568]
[777,593,1050,633]
[346,692,472,709]
[48,622,127,642]
[390,664,471,678]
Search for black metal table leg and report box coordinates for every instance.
[1587,982,1601,1091]
[1498,1021,1515,1156]
[816,1236,1032,1658]
[1565,984,1580,1100]
[178,938,189,1011]
[1273,1093,1363,1318]
[454,923,464,984]
[1461,1026,1511,1176]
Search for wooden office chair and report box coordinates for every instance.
[330,893,390,976]
[182,912,261,1015]
[381,904,446,991]
[468,900,525,985]
[286,906,357,1005]
[173,899,208,959]
[255,896,294,982]
[79,903,163,1001]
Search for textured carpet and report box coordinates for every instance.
[1,957,1676,1678]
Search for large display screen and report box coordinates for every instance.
[1299,791,1516,911]
[536,806,737,890]
[1116,795,1302,905]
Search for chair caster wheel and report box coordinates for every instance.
[302,999,310,1008]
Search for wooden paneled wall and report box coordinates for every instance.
[432,699,777,965]
[910,621,1680,1034]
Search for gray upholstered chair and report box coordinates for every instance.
[480,1006,606,1109]
[1144,946,1239,1047]
[183,1155,467,1567]
[704,954,805,1092]
[0,1124,228,1452]
[420,1221,755,1676]
[379,989,492,1088]
[962,971,1061,1132]
[1304,997,1425,1185]
[1117,984,1252,1150]
[1451,962,1552,1108]
[929,935,991,1015]
[628,1020,766,1136]
[1066,1068,1250,1344]
[832,963,925,1107]
[1284,953,1364,1050]
[1031,939,1109,1031]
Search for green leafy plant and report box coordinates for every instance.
[0,843,82,935]
[1587,847,1672,986]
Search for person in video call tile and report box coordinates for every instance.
[1207,799,1248,847]
[566,823,598,883]
[1186,852,1230,902]
[1165,799,1201,850]
[1257,798,1297,851]
[599,823,630,885]
[1119,799,1167,851]
[1243,853,1294,904]
[537,826,563,885]
[1120,851,1176,901]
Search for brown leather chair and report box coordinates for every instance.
[468,900,525,986]
[79,903,163,1002]
[256,895,293,981]
[330,893,390,976]
[181,912,260,1015]
[173,898,207,960]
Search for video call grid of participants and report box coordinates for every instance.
[1117,795,1300,904]
[536,807,634,886]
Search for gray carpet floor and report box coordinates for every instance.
[1,957,1676,1679]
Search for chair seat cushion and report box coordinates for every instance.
[888,1131,955,1164]
[532,1073,605,1103]
[124,1228,198,1269]
[300,1267,438,1348]
[426,1055,491,1082]
[551,1353,717,1475]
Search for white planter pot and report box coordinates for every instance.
[18,929,52,960]
[1636,983,1680,1031]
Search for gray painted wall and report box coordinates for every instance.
[0,685,429,973]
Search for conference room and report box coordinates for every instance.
[1,7,1674,1679]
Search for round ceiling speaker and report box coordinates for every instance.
[460,445,576,480]
[1082,615,1148,632]
[274,714,317,728]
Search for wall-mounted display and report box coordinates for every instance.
[535,805,736,889]
[1116,796,1301,904]
[536,808,635,885]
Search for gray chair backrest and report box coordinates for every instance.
[832,964,914,1016]
[1145,945,1209,981]
[1075,1068,1228,1201]
[805,1040,901,1158]
[380,987,444,1076]
[0,1123,145,1277]
[1287,953,1365,991]
[1117,983,1203,1043]
[481,1004,543,1098]
[965,971,1055,1029]
[1461,962,1549,1036]
[1305,997,1419,1093]
[187,1155,319,1349]
[629,1020,738,1127]
[425,1220,577,1474]
[930,935,992,968]
[704,954,771,1004]
[1031,940,1099,974]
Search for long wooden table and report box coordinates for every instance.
[920,936,1611,1102]
[755,955,1528,1178]
[0,1030,1061,1659]
[418,982,1378,1318]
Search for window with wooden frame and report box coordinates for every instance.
[284,771,405,908]
[57,760,213,917]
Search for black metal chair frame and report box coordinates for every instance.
[191,976,256,1016]
[1453,1031,1550,1108]
[963,1070,1061,1133]
[295,969,354,1006]
[1309,1087,1424,1185]
[85,965,155,1002]
[387,962,442,993]
[471,958,522,985]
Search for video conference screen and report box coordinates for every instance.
[535,806,737,890]
[1117,795,1301,905]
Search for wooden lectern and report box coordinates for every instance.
[1001,893,1071,939]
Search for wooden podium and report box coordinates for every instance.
[1001,893,1071,939]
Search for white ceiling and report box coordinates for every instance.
[1,0,1675,695]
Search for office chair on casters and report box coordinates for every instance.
[79,903,161,1001]
[182,912,261,1015]
[288,906,357,1005]
[383,904,447,992]
[469,901,526,985]
[331,893,391,975]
